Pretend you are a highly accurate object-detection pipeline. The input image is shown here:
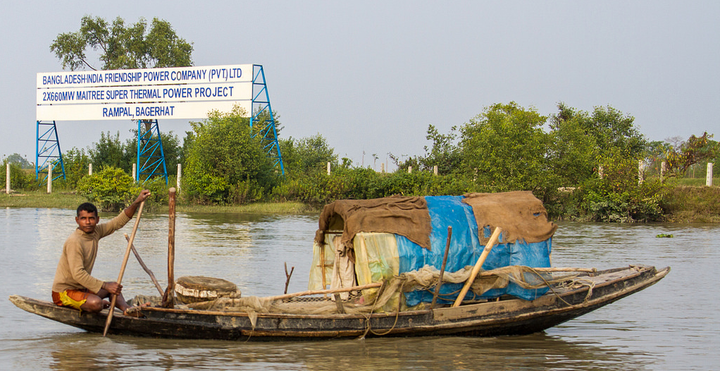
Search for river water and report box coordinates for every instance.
[1,207,718,370]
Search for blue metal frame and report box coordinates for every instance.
[251,65,285,175]
[35,121,66,182]
[136,119,168,184]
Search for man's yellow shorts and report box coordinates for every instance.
[52,289,90,311]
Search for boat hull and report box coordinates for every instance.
[9,265,669,341]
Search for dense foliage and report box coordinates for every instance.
[86,130,182,177]
[1,159,36,191]
[76,167,140,212]
[280,134,339,177]
[62,148,91,188]
[461,102,553,194]
[183,106,279,204]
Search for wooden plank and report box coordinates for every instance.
[434,295,557,322]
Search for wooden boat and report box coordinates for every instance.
[9,265,669,340]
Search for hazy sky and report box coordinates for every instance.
[2,1,719,169]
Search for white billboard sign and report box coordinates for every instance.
[36,64,254,121]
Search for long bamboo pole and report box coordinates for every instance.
[162,188,177,308]
[103,201,145,336]
[452,226,502,308]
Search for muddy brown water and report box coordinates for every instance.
[1,208,718,370]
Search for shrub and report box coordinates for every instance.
[77,167,140,212]
[570,153,667,222]
[1,161,37,192]
[183,106,278,205]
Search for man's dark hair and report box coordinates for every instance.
[77,202,98,217]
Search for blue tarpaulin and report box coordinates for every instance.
[398,196,552,306]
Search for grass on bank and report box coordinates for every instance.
[3,185,719,222]
[664,177,720,187]
[0,191,85,209]
[661,186,720,223]
[0,190,319,215]
[177,202,319,215]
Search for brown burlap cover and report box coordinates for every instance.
[314,196,432,250]
[314,192,556,251]
[462,191,557,244]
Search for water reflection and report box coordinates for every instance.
[39,332,651,371]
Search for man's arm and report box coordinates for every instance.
[124,189,152,218]
[98,190,150,294]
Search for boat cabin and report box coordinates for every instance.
[310,192,559,311]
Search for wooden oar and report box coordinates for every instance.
[452,226,502,308]
[103,201,145,337]
[124,233,164,296]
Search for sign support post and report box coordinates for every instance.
[35,121,65,183]
[137,119,168,184]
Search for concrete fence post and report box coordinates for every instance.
[132,163,137,182]
[408,166,412,174]
[327,162,331,175]
[6,163,10,194]
[177,163,182,192]
[638,160,645,185]
[47,165,52,194]
[89,163,93,175]
[660,161,666,181]
[708,163,714,187]
[433,165,438,176]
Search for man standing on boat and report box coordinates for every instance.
[51,190,151,316]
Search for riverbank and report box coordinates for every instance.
[0,191,319,215]
[2,186,718,222]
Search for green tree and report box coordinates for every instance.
[5,153,32,169]
[548,103,599,186]
[577,105,647,158]
[281,134,338,176]
[184,106,278,204]
[77,167,140,212]
[419,125,462,175]
[62,148,91,188]
[89,131,126,171]
[460,102,552,193]
[51,16,193,71]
